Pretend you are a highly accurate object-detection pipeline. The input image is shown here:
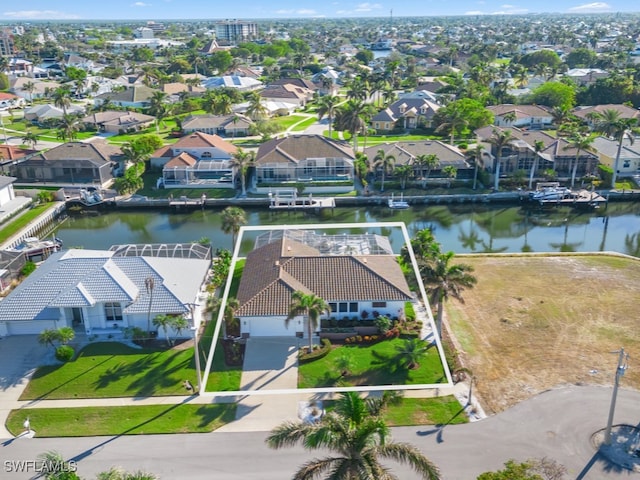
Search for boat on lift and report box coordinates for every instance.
[5,236,63,260]
[388,193,410,209]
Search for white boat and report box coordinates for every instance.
[6,236,63,259]
[530,186,572,202]
[388,194,410,209]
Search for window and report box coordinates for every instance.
[339,302,348,313]
[104,302,123,321]
[329,302,337,313]
[623,160,630,168]
[201,151,212,158]
[372,301,387,308]
[349,302,358,313]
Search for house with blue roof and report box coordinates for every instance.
[0,248,211,337]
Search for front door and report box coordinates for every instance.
[71,308,84,330]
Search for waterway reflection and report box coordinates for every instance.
[55,201,640,257]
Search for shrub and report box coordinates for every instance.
[55,345,75,362]
[374,315,392,334]
[298,338,332,364]
[20,261,36,277]
[404,302,416,321]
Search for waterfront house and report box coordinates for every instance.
[253,134,355,192]
[371,93,440,133]
[11,140,122,187]
[151,132,237,188]
[592,136,640,178]
[82,110,155,134]
[235,230,412,337]
[0,246,210,336]
[487,104,553,129]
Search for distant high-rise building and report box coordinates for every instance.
[146,21,165,34]
[215,20,258,44]
[0,29,16,57]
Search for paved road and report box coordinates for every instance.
[2,385,640,479]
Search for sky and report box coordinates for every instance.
[2,0,638,20]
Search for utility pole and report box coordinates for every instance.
[604,348,629,445]
[188,303,202,394]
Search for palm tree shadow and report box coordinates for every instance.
[369,349,411,384]
[416,406,466,443]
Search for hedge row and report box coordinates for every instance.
[298,338,332,364]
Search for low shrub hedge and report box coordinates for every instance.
[55,345,75,362]
[298,338,332,364]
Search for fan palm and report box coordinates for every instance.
[316,94,340,139]
[266,391,440,480]
[593,109,638,188]
[413,154,438,189]
[286,291,329,354]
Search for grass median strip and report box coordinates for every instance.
[6,403,237,437]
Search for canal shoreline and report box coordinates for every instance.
[69,189,640,211]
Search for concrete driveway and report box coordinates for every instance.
[0,336,52,437]
[217,336,308,433]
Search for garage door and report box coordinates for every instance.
[7,320,56,335]
[248,316,297,337]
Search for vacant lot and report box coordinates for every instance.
[446,254,640,414]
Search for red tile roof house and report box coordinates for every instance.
[235,230,413,337]
[150,132,238,189]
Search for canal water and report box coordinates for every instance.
[54,201,640,257]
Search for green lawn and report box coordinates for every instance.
[289,117,317,131]
[0,203,54,243]
[6,403,236,437]
[299,337,447,388]
[382,396,468,426]
[20,342,200,400]
[271,114,312,131]
[136,171,237,199]
[205,340,242,391]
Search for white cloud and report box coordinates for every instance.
[3,10,80,19]
[131,2,151,6]
[355,2,382,12]
[568,2,611,12]
[465,10,486,15]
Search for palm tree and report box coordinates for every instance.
[224,297,240,338]
[21,80,36,105]
[52,87,72,115]
[152,314,174,346]
[394,165,413,190]
[413,154,439,189]
[56,114,80,142]
[334,99,372,151]
[245,91,267,121]
[266,391,441,480]
[220,206,247,248]
[594,109,638,188]
[316,94,340,139]
[286,291,329,354]
[37,450,76,479]
[435,108,468,145]
[528,140,545,190]
[22,130,38,150]
[442,165,457,188]
[148,91,169,132]
[230,148,255,197]
[170,315,189,344]
[38,328,59,348]
[373,149,395,192]
[396,337,429,369]
[418,250,477,337]
[563,131,595,187]
[488,128,514,191]
[57,326,75,345]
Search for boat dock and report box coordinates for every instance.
[268,190,335,211]
[536,189,607,208]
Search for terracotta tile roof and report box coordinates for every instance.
[572,104,640,120]
[236,238,412,317]
[172,131,237,153]
[0,145,37,161]
[487,104,551,118]
[164,152,197,167]
[256,134,355,166]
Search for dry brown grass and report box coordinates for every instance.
[445,254,640,414]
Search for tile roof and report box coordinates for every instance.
[371,97,440,123]
[182,114,252,130]
[256,134,355,166]
[487,104,552,118]
[0,250,210,322]
[0,145,37,161]
[165,152,198,167]
[27,141,123,166]
[572,104,640,120]
[236,238,412,317]
[363,141,468,168]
